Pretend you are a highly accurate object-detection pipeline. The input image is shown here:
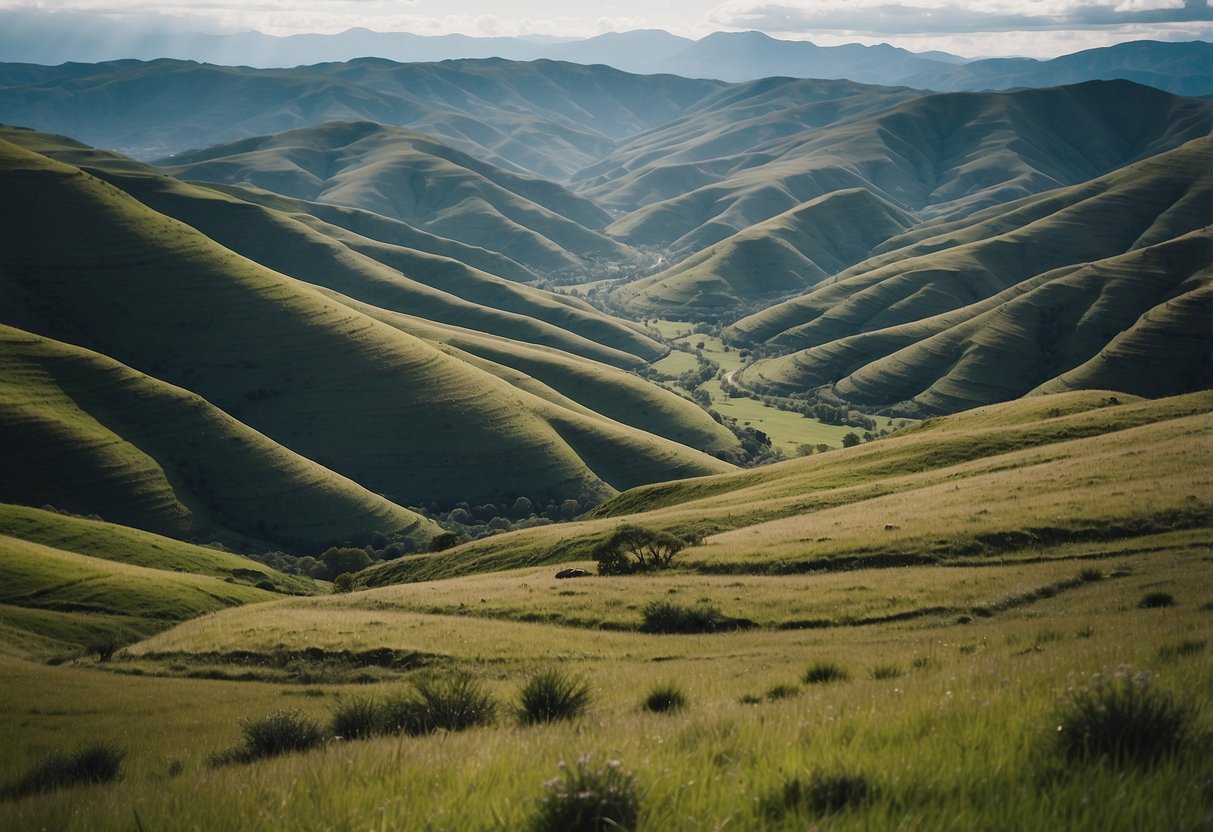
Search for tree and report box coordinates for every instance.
[429,532,464,552]
[592,525,688,575]
[842,432,862,448]
[320,546,372,579]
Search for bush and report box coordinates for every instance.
[220,709,325,763]
[803,661,850,685]
[1055,666,1194,766]
[517,668,592,725]
[384,673,496,735]
[1,743,124,800]
[871,664,903,680]
[319,546,372,579]
[639,601,750,634]
[331,697,381,740]
[761,772,873,820]
[86,636,125,662]
[531,755,640,832]
[643,683,686,713]
[592,525,687,575]
[1138,591,1175,608]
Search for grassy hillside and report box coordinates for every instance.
[611,188,915,318]
[0,127,664,367]
[359,390,1211,585]
[326,297,739,455]
[0,140,731,509]
[722,139,1212,414]
[602,81,1213,256]
[160,121,642,280]
[0,503,313,593]
[0,325,438,551]
[0,389,1207,830]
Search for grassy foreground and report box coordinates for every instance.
[0,390,1209,829]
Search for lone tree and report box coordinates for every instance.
[592,525,689,575]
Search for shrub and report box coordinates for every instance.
[592,525,688,575]
[639,601,750,634]
[221,709,325,763]
[871,664,903,680]
[761,771,872,820]
[517,668,592,725]
[531,755,640,832]
[1,743,124,800]
[1055,666,1194,766]
[1078,568,1103,582]
[384,673,496,735]
[331,697,381,740]
[803,661,850,685]
[429,532,464,553]
[319,546,371,579]
[86,636,125,662]
[1138,591,1175,608]
[643,683,686,713]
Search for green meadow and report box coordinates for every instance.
[0,390,1208,830]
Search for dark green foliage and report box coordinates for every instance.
[1055,666,1194,766]
[592,525,687,575]
[643,683,686,712]
[1,743,124,801]
[86,635,125,662]
[762,772,873,819]
[803,661,850,685]
[220,709,325,763]
[319,547,371,579]
[332,573,357,593]
[871,664,903,680]
[841,432,862,448]
[429,532,465,553]
[381,673,496,736]
[330,697,381,740]
[1078,567,1103,582]
[639,601,750,634]
[1139,591,1175,608]
[517,668,592,725]
[530,755,640,832]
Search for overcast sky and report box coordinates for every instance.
[6,0,1212,57]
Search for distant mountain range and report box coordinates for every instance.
[0,11,1210,94]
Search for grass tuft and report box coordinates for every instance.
[1054,666,1194,766]
[643,682,687,713]
[1,743,124,801]
[383,673,496,736]
[803,661,850,685]
[516,668,592,725]
[218,709,325,764]
[530,755,639,832]
[331,697,381,740]
[870,664,903,680]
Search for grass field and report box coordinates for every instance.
[0,390,1206,829]
[649,320,872,451]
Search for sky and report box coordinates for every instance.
[6,0,1213,58]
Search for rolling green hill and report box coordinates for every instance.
[600,81,1213,257]
[0,127,664,367]
[723,138,1213,415]
[160,121,644,281]
[0,503,313,593]
[610,188,915,318]
[0,325,438,551]
[0,140,733,511]
[359,390,1213,585]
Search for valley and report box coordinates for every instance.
[0,38,1209,832]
